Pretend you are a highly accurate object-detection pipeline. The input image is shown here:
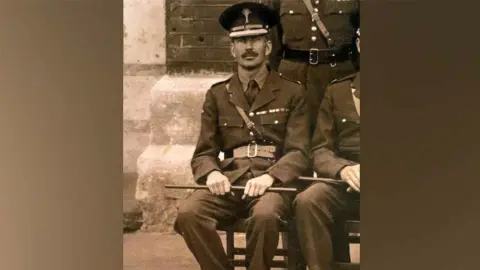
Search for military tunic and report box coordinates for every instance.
[311,71,360,174]
[191,69,310,185]
[293,72,360,270]
[267,0,359,136]
[175,69,310,270]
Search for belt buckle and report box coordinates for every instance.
[328,51,337,67]
[247,141,258,158]
[309,48,319,65]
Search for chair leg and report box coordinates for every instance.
[332,220,351,263]
[226,229,235,270]
[281,232,290,270]
[285,229,306,270]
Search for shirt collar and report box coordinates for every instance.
[237,64,269,91]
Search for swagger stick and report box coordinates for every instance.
[297,176,348,185]
[164,185,297,193]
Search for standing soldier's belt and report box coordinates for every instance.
[283,47,351,65]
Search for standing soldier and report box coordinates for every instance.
[174,2,310,270]
[294,13,361,270]
[268,0,360,136]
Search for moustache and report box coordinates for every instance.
[241,50,259,58]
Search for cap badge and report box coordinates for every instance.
[242,8,252,24]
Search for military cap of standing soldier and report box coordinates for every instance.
[174,2,310,270]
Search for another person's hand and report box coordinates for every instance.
[243,174,275,199]
[206,171,231,195]
[340,164,360,192]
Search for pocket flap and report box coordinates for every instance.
[258,112,288,125]
[219,116,244,127]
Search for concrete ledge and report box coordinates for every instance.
[123,75,159,173]
[135,144,196,232]
[134,74,231,232]
[150,74,231,145]
[123,64,166,76]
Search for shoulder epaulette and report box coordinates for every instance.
[210,77,231,88]
[329,73,356,85]
[278,72,303,85]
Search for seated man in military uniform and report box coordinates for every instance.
[294,17,360,270]
[174,2,310,270]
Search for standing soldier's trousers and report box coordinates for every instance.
[174,175,292,270]
[278,56,356,136]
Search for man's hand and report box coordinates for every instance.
[206,170,231,196]
[340,164,360,192]
[243,174,275,199]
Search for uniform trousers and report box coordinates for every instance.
[293,182,360,270]
[174,172,292,270]
[278,58,356,136]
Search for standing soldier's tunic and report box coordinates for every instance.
[268,0,360,135]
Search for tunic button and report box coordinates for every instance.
[342,119,346,123]
[224,123,227,126]
[339,10,343,14]
[311,26,317,31]
[315,1,319,4]
[274,120,279,124]
[311,36,317,41]
[289,10,294,14]
[249,132,254,136]
[249,112,254,117]
[314,8,318,12]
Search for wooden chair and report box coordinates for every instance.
[217,216,304,270]
[217,184,360,270]
[217,216,360,270]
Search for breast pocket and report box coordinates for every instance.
[279,2,310,42]
[258,112,289,134]
[218,116,244,137]
[324,0,359,15]
[334,113,359,144]
[335,113,359,125]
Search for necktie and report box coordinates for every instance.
[245,80,259,106]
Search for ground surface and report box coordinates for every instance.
[123,232,359,270]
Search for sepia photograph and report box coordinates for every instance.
[5,1,479,270]
[123,1,360,269]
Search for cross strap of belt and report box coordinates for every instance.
[302,0,334,48]
[234,104,257,131]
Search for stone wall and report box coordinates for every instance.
[124,0,166,68]
[123,0,168,231]
[124,0,166,175]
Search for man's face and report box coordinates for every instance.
[230,35,272,69]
